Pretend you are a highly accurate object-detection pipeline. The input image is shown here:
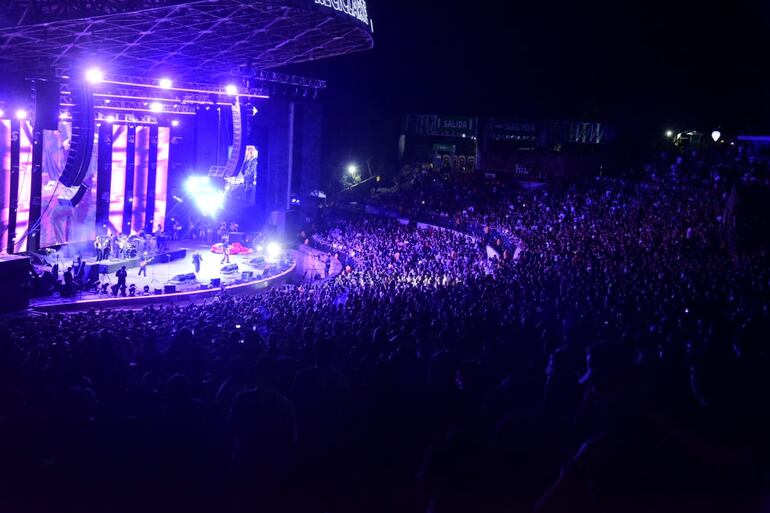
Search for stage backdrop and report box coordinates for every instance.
[103,124,169,238]
[0,120,170,254]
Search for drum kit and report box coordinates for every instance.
[114,234,155,259]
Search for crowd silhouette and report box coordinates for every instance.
[1,145,769,513]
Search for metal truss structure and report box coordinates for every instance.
[57,72,254,124]
[0,0,373,80]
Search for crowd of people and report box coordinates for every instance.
[1,145,769,513]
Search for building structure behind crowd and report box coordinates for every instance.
[399,113,615,180]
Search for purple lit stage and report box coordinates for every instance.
[0,0,372,312]
[27,243,341,312]
[30,240,297,312]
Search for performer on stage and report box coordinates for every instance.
[72,255,83,278]
[114,266,128,296]
[138,252,151,277]
[192,250,203,274]
[155,224,167,251]
[101,235,110,261]
[62,267,74,297]
[95,236,104,262]
[110,233,119,260]
[220,239,231,264]
[120,235,132,260]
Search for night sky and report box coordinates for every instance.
[292,0,770,169]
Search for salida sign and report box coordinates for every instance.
[406,114,479,138]
[438,117,476,136]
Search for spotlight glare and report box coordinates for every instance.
[15,109,27,120]
[347,164,358,175]
[225,84,238,95]
[171,119,180,127]
[266,242,282,262]
[149,102,163,113]
[184,176,224,217]
[665,130,673,138]
[106,115,116,123]
[159,78,173,89]
[85,67,104,84]
[0,109,4,117]
[711,130,721,143]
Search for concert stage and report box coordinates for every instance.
[30,241,296,312]
[0,0,371,313]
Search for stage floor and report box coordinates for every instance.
[30,240,293,310]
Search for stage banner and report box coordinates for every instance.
[14,121,33,253]
[109,125,128,235]
[132,126,150,233]
[152,126,169,232]
[405,114,478,138]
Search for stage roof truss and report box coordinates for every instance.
[0,0,373,80]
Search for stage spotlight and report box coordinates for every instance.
[106,115,116,123]
[184,175,209,193]
[225,84,238,95]
[266,242,281,262]
[665,130,674,138]
[85,67,104,84]
[711,130,721,143]
[347,164,358,175]
[171,119,180,127]
[15,109,27,120]
[184,175,225,217]
[143,285,150,295]
[159,78,173,89]
[149,102,163,113]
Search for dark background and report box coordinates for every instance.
[290,0,770,173]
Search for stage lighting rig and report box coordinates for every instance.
[85,67,104,84]
[184,176,225,217]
